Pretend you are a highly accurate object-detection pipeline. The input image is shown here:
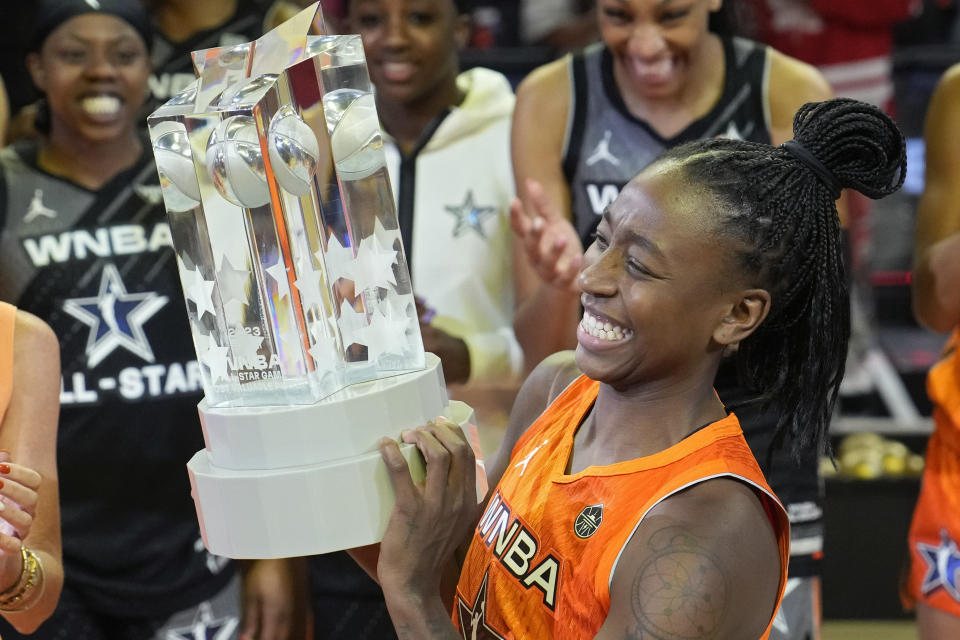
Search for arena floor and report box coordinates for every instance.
[823,619,916,639]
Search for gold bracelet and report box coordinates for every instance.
[0,546,45,612]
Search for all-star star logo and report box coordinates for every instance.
[457,568,506,640]
[446,191,495,239]
[574,504,604,539]
[917,529,960,601]
[166,601,238,640]
[63,263,169,368]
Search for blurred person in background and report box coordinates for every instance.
[734,0,920,114]
[144,0,293,114]
[508,1,835,638]
[905,61,960,640]
[521,0,598,53]
[0,1,300,637]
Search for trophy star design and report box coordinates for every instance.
[264,259,292,302]
[147,1,482,559]
[180,258,218,320]
[215,255,251,309]
[320,232,357,283]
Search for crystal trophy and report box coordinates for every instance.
[147,3,480,558]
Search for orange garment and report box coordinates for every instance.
[0,302,15,424]
[454,375,790,639]
[905,330,960,616]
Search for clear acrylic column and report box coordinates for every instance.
[147,2,479,558]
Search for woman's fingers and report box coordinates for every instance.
[526,178,557,222]
[379,437,419,513]
[424,422,477,511]
[0,463,41,492]
[0,533,19,556]
[402,428,451,502]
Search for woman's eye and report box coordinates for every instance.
[408,11,435,26]
[627,259,653,278]
[357,13,382,28]
[661,8,691,22]
[602,7,630,22]
[114,50,141,65]
[58,49,86,64]
[593,231,609,250]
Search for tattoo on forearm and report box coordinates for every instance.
[626,526,728,640]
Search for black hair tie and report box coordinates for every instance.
[781,140,842,199]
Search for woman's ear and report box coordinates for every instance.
[26,53,45,93]
[713,288,771,346]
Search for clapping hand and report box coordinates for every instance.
[510,178,583,292]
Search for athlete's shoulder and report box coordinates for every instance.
[766,49,834,144]
[516,54,571,103]
[482,352,582,490]
[597,477,783,639]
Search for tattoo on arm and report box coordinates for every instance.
[625,526,728,640]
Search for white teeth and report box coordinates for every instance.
[580,311,633,342]
[632,57,673,78]
[82,95,121,116]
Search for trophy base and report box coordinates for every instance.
[188,400,477,558]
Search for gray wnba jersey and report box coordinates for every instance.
[564,38,773,244]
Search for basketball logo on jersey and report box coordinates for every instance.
[166,601,238,640]
[63,263,169,368]
[586,130,620,167]
[23,189,57,223]
[457,569,507,640]
[917,529,960,602]
[574,504,604,539]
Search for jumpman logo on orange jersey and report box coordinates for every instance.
[513,439,549,476]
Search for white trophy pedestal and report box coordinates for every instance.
[187,354,482,559]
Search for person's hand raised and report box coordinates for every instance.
[510,178,583,292]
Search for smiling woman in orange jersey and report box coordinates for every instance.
[362,98,907,640]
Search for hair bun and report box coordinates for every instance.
[791,98,906,199]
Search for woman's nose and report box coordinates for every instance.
[578,249,619,297]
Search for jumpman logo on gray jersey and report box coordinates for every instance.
[23,189,57,223]
[586,130,620,167]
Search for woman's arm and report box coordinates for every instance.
[767,50,836,147]
[0,310,62,632]
[913,64,960,333]
[373,353,581,638]
[595,479,783,639]
[511,59,583,371]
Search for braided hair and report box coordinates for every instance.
[659,98,906,459]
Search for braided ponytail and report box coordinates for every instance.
[658,98,906,459]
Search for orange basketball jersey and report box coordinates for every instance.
[904,329,960,616]
[925,329,960,447]
[454,375,790,639]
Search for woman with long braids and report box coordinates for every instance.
[509,4,837,635]
[355,97,907,639]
